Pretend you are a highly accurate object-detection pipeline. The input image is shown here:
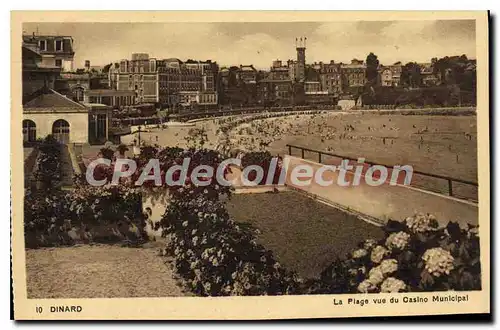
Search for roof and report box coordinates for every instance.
[22,44,41,57]
[239,65,256,72]
[22,35,74,55]
[259,79,292,83]
[85,89,136,96]
[23,35,73,40]
[164,58,183,63]
[341,64,366,69]
[271,67,289,71]
[24,88,87,111]
[82,103,113,110]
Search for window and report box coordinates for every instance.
[74,87,84,101]
[55,59,62,67]
[23,120,36,143]
[38,40,46,51]
[52,119,70,144]
[55,40,63,52]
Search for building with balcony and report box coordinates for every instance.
[177,91,218,109]
[258,79,293,106]
[22,34,75,72]
[304,81,335,104]
[113,54,217,107]
[237,65,258,84]
[420,63,440,86]
[318,60,343,95]
[379,64,402,87]
[341,59,367,88]
[22,38,61,103]
[269,60,291,81]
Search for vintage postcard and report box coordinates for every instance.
[11,11,490,320]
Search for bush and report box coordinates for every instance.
[310,213,481,294]
[156,148,303,296]
[24,184,146,248]
[143,147,481,296]
[33,135,61,190]
[240,151,283,185]
[25,141,147,248]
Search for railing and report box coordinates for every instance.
[286,144,478,201]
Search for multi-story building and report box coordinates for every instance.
[177,91,218,108]
[269,60,291,81]
[304,81,321,94]
[84,89,136,107]
[22,34,75,72]
[379,64,402,87]
[22,34,113,145]
[287,59,297,82]
[112,54,218,107]
[380,67,393,86]
[237,65,258,84]
[115,53,162,104]
[22,36,61,102]
[157,58,203,105]
[420,63,440,86]
[318,60,343,95]
[55,73,90,101]
[258,79,293,105]
[303,80,334,104]
[389,64,402,86]
[341,59,367,88]
[184,59,218,92]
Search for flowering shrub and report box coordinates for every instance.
[33,135,61,189]
[311,213,481,294]
[240,151,283,185]
[24,183,145,248]
[151,147,304,296]
[122,144,481,295]
[25,138,481,295]
[24,139,146,248]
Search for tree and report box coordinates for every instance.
[103,63,112,73]
[305,66,320,81]
[401,62,422,88]
[365,52,380,85]
[433,54,475,90]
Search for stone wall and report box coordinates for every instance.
[283,155,478,228]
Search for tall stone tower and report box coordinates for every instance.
[295,37,307,82]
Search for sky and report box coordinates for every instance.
[23,20,476,69]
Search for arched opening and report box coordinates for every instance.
[52,119,70,144]
[22,119,36,143]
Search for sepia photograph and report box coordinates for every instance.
[11,11,490,320]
